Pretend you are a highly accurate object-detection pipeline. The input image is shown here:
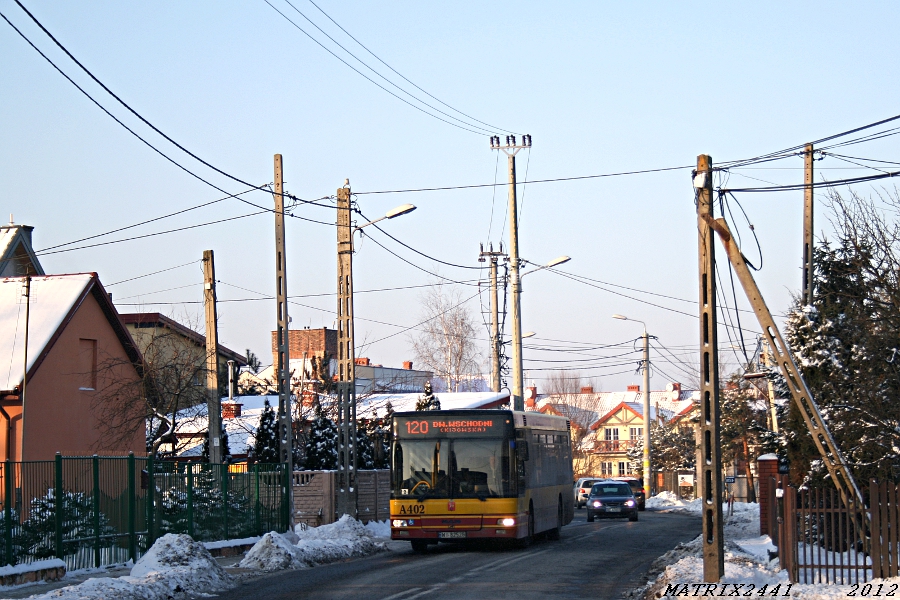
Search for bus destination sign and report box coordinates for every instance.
[398,416,510,437]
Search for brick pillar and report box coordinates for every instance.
[757,454,779,536]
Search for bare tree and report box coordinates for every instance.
[409,282,483,392]
[540,370,604,478]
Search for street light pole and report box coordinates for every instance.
[491,134,531,410]
[612,314,652,501]
[335,190,416,518]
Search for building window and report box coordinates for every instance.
[78,338,97,390]
[629,427,642,441]
[618,461,631,476]
[604,428,619,441]
[601,462,613,476]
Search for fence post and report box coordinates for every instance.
[783,485,798,583]
[4,460,12,565]
[146,454,155,547]
[222,464,229,541]
[127,453,136,562]
[283,464,290,533]
[54,453,63,560]
[254,463,260,536]
[187,464,194,539]
[92,455,101,568]
[871,479,884,579]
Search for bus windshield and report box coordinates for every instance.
[393,438,513,499]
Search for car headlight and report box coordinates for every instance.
[625,500,635,507]
[498,518,516,527]
[592,500,602,507]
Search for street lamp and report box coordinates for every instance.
[612,314,652,501]
[508,256,571,411]
[336,187,415,519]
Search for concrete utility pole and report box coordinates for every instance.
[694,154,724,581]
[479,243,505,393]
[760,342,779,434]
[642,329,651,498]
[802,143,815,306]
[490,134,531,410]
[203,250,222,464]
[20,275,31,461]
[336,185,358,519]
[273,155,293,474]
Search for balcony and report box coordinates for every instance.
[594,439,638,453]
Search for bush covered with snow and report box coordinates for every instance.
[239,515,386,572]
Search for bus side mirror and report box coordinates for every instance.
[516,441,529,462]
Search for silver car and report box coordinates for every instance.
[573,478,603,508]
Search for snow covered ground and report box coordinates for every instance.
[239,515,388,571]
[0,519,390,600]
[632,493,891,599]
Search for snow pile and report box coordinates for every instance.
[239,515,386,572]
[22,533,231,600]
[633,501,886,600]
[646,491,702,513]
[364,519,390,538]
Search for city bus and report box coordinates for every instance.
[390,409,574,551]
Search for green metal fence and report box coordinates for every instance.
[0,455,289,570]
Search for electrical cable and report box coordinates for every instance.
[355,208,481,270]
[279,0,504,135]
[304,0,517,135]
[106,260,200,287]
[359,232,480,286]
[262,0,484,136]
[35,210,269,256]
[721,170,900,194]
[353,164,692,195]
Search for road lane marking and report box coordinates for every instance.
[380,588,423,600]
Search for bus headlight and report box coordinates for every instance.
[498,518,515,527]
[392,519,408,527]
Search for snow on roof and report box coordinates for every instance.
[537,389,698,428]
[175,395,278,456]
[357,391,510,419]
[0,274,93,391]
[0,225,44,277]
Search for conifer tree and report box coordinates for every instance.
[249,398,279,463]
[356,418,375,470]
[415,381,441,411]
[303,400,338,470]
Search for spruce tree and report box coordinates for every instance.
[303,400,338,470]
[250,398,280,463]
[356,419,375,470]
[415,381,441,411]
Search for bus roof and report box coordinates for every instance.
[393,409,570,432]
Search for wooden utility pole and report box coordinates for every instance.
[203,250,222,464]
[336,185,358,519]
[273,155,293,475]
[802,143,815,306]
[695,154,724,581]
[479,244,505,392]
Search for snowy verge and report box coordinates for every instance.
[239,515,387,572]
[20,533,231,600]
[629,502,891,600]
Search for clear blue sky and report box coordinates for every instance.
[2,1,898,392]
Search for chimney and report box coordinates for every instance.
[403,361,413,370]
[627,384,641,393]
[355,357,371,366]
[580,386,594,394]
[222,403,242,419]
[525,385,538,408]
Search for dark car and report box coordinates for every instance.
[586,481,638,522]
[613,477,646,511]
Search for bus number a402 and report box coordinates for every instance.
[399,504,425,515]
[406,420,429,434]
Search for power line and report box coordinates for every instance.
[34,210,268,256]
[106,260,200,286]
[354,164,692,195]
[263,0,485,136]
[304,0,516,135]
[278,0,507,135]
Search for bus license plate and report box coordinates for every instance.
[438,532,466,539]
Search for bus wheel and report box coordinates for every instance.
[547,497,563,540]
[411,540,428,553]
[517,503,535,548]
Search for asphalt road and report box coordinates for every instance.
[209,509,701,600]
